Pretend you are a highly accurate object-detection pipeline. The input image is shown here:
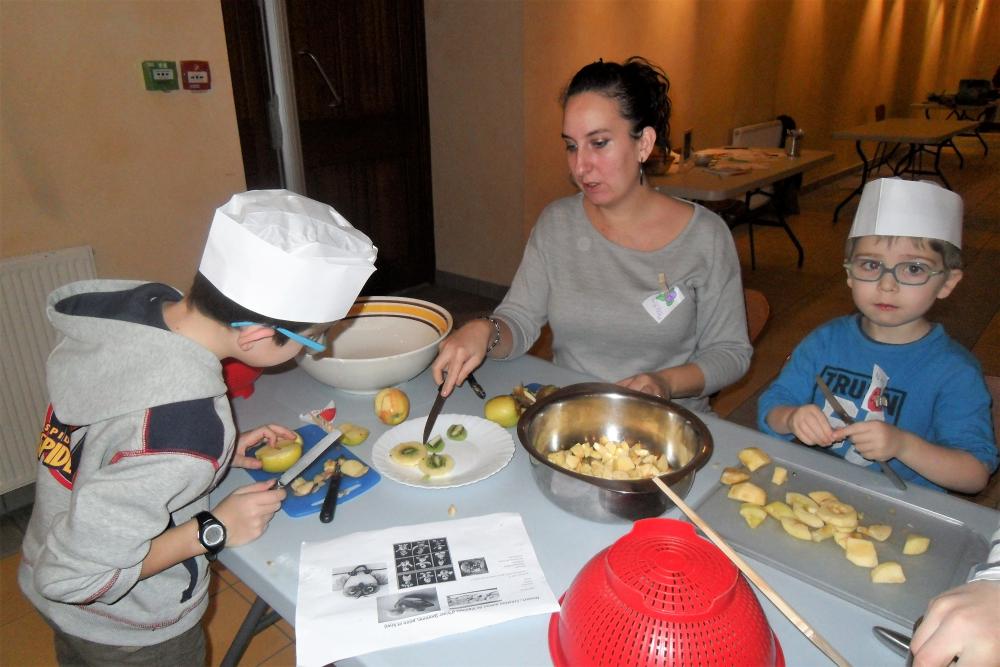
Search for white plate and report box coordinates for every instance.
[371,413,515,489]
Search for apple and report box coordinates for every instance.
[764,501,795,521]
[374,388,409,425]
[845,537,878,568]
[858,524,892,542]
[739,503,768,528]
[255,434,304,473]
[785,492,819,513]
[737,447,772,472]
[337,422,370,446]
[811,525,836,542]
[770,466,788,486]
[720,467,750,485]
[816,501,858,530]
[808,490,838,505]
[871,562,906,584]
[727,481,767,506]
[903,534,930,555]
[484,395,519,428]
[780,517,812,541]
[793,504,825,528]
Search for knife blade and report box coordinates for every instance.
[276,429,342,488]
[872,626,910,657]
[319,460,342,523]
[422,383,447,444]
[815,375,907,490]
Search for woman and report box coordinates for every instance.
[432,57,751,413]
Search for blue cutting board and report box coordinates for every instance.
[248,424,380,517]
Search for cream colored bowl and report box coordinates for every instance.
[298,297,452,393]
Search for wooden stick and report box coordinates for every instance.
[652,477,852,667]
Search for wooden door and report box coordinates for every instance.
[222,0,435,294]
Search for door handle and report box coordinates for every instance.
[298,49,342,108]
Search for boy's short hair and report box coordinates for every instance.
[844,235,963,271]
[187,272,313,346]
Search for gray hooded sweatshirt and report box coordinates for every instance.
[18,280,235,646]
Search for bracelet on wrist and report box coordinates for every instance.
[480,315,502,354]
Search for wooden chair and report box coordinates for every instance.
[526,287,770,363]
[953,375,1000,509]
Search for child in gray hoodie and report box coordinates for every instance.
[19,190,376,665]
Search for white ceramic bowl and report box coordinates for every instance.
[298,296,452,393]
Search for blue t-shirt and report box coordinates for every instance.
[757,315,998,491]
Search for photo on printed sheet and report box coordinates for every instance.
[376,589,442,623]
[447,587,500,610]
[458,557,488,577]
[332,563,389,599]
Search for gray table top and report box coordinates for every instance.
[216,355,998,666]
[832,118,982,143]
[648,148,833,201]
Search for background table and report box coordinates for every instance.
[213,356,998,666]
[831,118,981,222]
[911,101,994,157]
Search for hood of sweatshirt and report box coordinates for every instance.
[45,280,226,425]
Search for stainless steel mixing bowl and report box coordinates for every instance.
[517,383,713,523]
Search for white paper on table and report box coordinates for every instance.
[295,512,559,666]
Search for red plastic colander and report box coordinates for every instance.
[549,518,784,667]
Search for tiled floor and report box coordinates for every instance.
[1,133,996,665]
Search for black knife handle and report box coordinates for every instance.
[319,472,342,523]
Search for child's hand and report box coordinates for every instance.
[833,421,902,461]
[212,480,286,548]
[786,405,836,446]
[233,424,299,469]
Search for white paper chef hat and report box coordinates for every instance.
[199,190,377,322]
[849,178,963,249]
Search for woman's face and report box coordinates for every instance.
[562,91,649,207]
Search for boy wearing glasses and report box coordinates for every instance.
[19,190,376,665]
[757,178,997,492]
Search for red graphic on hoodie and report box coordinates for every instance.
[867,388,884,413]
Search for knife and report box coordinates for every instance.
[872,626,910,657]
[467,372,486,400]
[815,375,907,490]
[319,460,342,523]
[276,429,342,488]
[422,382,448,445]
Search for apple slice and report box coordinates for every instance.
[871,562,906,584]
[793,504,825,528]
[785,492,819,513]
[808,490,838,505]
[720,467,750,485]
[811,525,836,542]
[337,423,370,446]
[858,524,892,542]
[771,466,788,486]
[739,503,768,529]
[834,530,864,549]
[903,534,931,556]
[845,537,878,568]
[764,501,795,520]
[817,501,858,530]
[728,481,767,506]
[738,447,772,472]
[780,517,812,541]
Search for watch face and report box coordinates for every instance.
[203,524,225,548]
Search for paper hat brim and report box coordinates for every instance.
[200,191,377,323]
[849,178,962,248]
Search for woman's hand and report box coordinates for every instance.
[617,372,671,399]
[212,480,287,548]
[910,579,1000,667]
[232,424,299,469]
[431,320,492,396]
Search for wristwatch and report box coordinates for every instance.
[480,315,502,354]
[195,511,227,561]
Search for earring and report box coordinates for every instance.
[639,160,645,185]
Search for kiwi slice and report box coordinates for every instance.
[389,441,427,466]
[418,453,455,478]
[446,424,468,441]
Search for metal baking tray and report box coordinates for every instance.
[691,456,988,626]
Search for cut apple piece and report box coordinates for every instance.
[817,501,859,530]
[871,562,906,584]
[728,481,767,506]
[858,524,892,542]
[903,534,931,556]
[740,503,768,528]
[771,466,788,486]
[738,447,772,472]
[780,517,812,541]
[834,530,864,549]
[720,467,750,485]
[845,537,878,568]
[785,492,819,513]
[793,504,825,528]
[808,491,838,505]
[811,525,836,542]
[764,501,795,521]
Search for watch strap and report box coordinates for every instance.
[480,315,502,354]
[195,511,226,560]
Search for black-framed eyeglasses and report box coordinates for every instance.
[842,258,945,286]
[230,321,326,352]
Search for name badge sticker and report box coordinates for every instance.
[642,286,685,323]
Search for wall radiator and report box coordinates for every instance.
[1,246,96,494]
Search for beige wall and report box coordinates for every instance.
[3,1,997,293]
[0,0,245,289]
